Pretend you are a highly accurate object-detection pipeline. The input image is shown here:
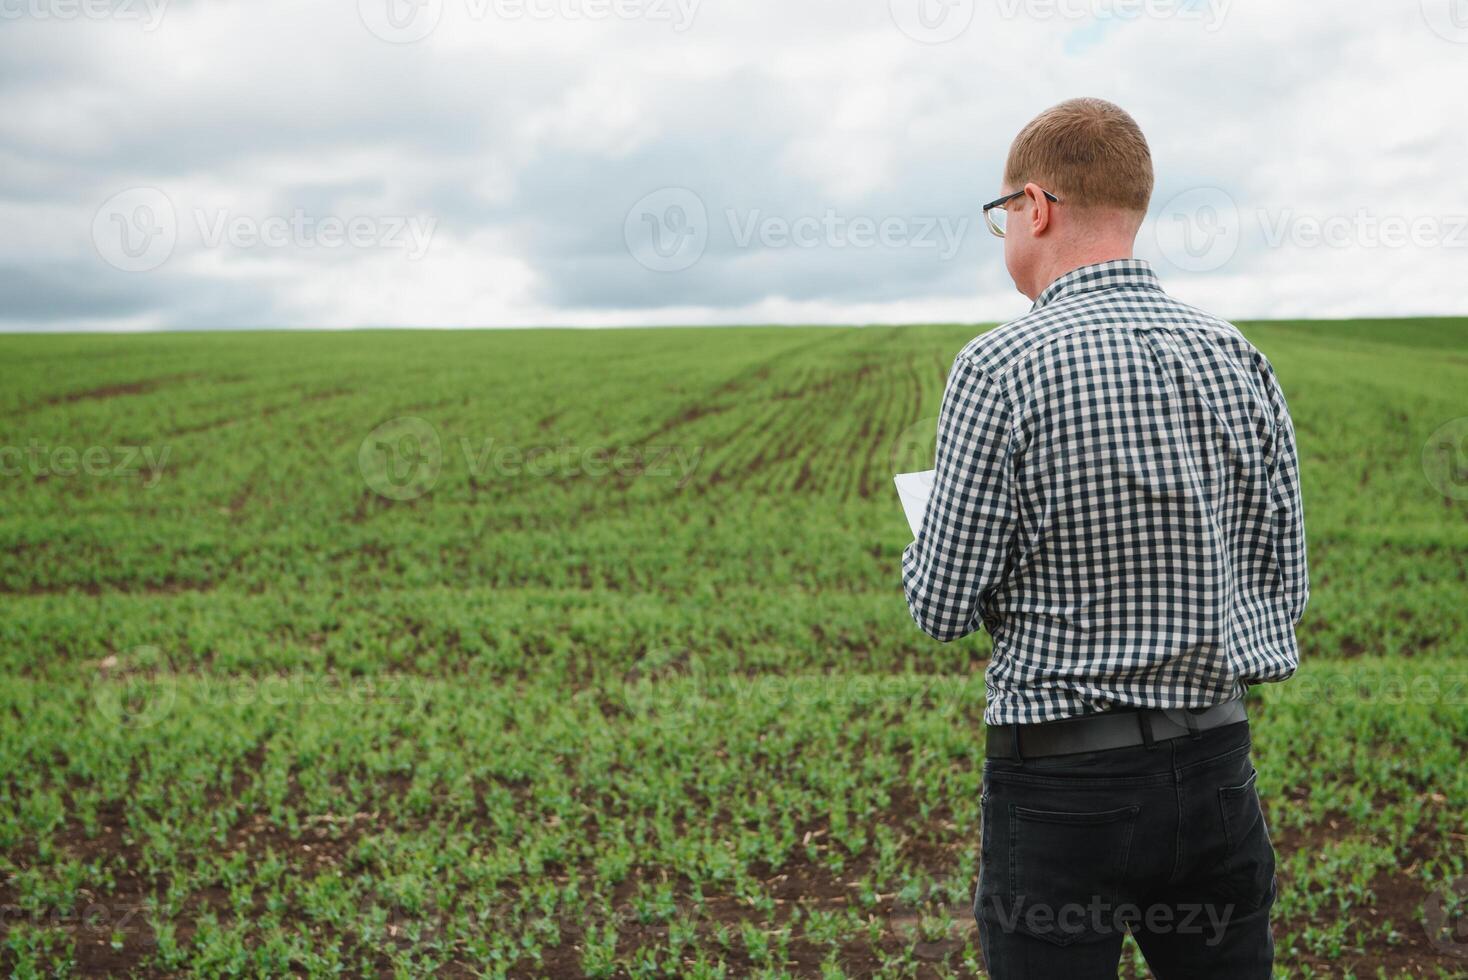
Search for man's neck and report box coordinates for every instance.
[1027,241,1136,301]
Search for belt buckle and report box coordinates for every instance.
[1159,706,1204,738]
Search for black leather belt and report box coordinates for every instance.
[985,697,1248,760]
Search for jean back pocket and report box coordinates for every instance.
[1003,802,1140,946]
[1217,765,1275,912]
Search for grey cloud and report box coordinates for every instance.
[0,265,158,321]
[0,263,284,330]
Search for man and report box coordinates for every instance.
[900,98,1308,979]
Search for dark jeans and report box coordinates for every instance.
[974,720,1276,979]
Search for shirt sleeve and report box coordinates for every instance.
[901,355,1019,642]
[1263,365,1310,625]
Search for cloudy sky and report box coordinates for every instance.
[2,0,1465,330]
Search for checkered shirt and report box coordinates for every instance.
[901,259,1309,725]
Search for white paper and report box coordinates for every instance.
[893,469,936,538]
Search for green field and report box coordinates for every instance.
[1,321,1465,978]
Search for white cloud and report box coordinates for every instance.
[0,0,1463,329]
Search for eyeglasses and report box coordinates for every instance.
[982,188,1061,238]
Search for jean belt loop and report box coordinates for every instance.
[1011,725,1023,763]
[1138,710,1156,750]
[1184,708,1202,740]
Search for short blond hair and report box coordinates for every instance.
[1003,98,1153,214]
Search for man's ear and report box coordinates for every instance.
[1024,182,1053,236]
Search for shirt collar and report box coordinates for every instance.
[1030,258,1163,312]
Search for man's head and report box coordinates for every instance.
[994,98,1153,299]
